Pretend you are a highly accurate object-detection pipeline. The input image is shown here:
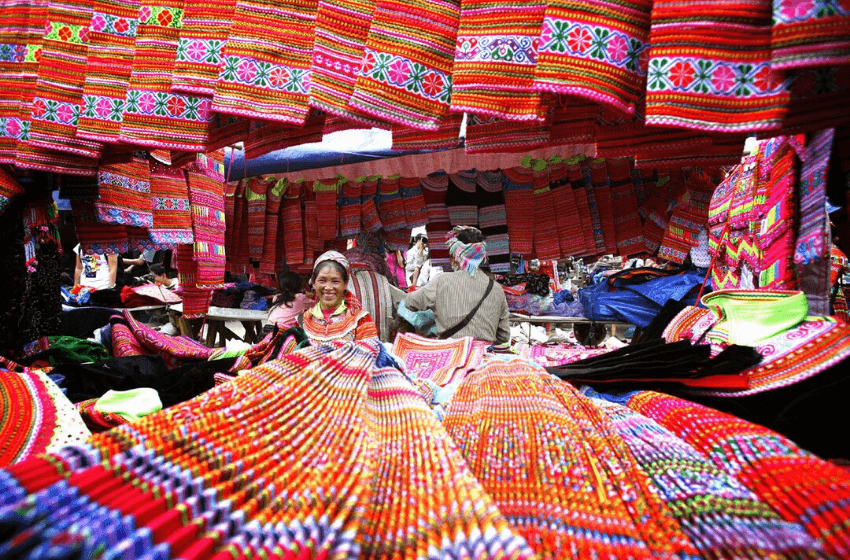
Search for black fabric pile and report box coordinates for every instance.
[498,273,551,297]
[547,339,762,388]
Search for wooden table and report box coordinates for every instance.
[169,303,269,347]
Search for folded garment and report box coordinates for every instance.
[93,388,163,422]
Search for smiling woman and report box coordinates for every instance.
[297,251,378,345]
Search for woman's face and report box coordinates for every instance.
[313,264,346,309]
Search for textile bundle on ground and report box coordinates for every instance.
[3,342,848,559]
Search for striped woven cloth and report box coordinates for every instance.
[645,0,789,132]
[245,176,269,267]
[0,0,38,163]
[120,0,214,150]
[27,0,102,158]
[532,178,560,260]
[92,158,152,228]
[314,177,340,241]
[206,112,248,151]
[590,158,617,253]
[446,170,478,228]
[76,0,139,144]
[770,0,850,71]
[419,172,450,268]
[534,0,652,118]
[399,176,428,228]
[451,0,546,120]
[350,0,459,129]
[548,98,600,146]
[359,176,382,232]
[391,113,462,150]
[475,170,510,273]
[339,178,362,238]
[309,0,385,126]
[565,154,604,255]
[502,166,534,256]
[244,112,324,159]
[548,163,585,257]
[607,157,645,256]
[187,169,226,288]
[148,164,193,245]
[259,178,284,275]
[464,111,551,154]
[171,0,234,95]
[71,199,129,255]
[212,0,315,124]
[281,179,305,266]
[0,167,24,215]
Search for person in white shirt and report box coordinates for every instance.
[405,233,432,288]
[73,244,118,290]
[150,263,179,290]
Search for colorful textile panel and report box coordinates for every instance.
[71,199,129,255]
[339,178,362,238]
[171,0,235,95]
[148,164,193,245]
[534,0,652,117]
[0,167,24,215]
[77,0,140,143]
[451,0,546,120]
[419,172,450,267]
[399,176,428,228]
[475,170,510,272]
[502,166,534,256]
[391,112,462,150]
[27,0,103,158]
[187,169,226,287]
[93,158,152,228]
[464,111,551,154]
[259,178,284,275]
[547,163,586,257]
[392,332,474,386]
[644,0,790,132]
[245,176,269,266]
[532,173,560,260]
[350,0,459,129]
[213,0,316,124]
[243,112,325,159]
[770,0,850,70]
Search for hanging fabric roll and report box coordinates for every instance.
[76,0,141,144]
[349,0,460,129]
[245,176,269,268]
[607,157,645,257]
[26,0,101,158]
[186,169,227,288]
[171,0,235,95]
[0,168,24,216]
[259,178,285,276]
[212,0,315,124]
[0,0,36,163]
[446,169,478,228]
[398,176,428,228]
[548,163,585,257]
[533,170,560,261]
[71,199,129,255]
[302,182,322,264]
[565,154,603,255]
[391,113,463,151]
[464,111,552,154]
[376,175,406,232]
[502,166,534,256]
[281,178,304,267]
[757,137,799,289]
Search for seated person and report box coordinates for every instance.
[405,233,432,288]
[267,271,312,327]
[150,263,179,290]
[404,226,510,344]
[296,251,378,344]
[74,244,118,291]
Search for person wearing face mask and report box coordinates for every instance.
[403,226,510,343]
[296,251,378,345]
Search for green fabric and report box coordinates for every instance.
[44,336,110,365]
[93,388,162,422]
[702,290,808,346]
[209,347,248,360]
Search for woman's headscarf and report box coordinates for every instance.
[446,225,487,276]
[312,250,362,311]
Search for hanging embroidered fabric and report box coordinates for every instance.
[446,169,478,227]
[213,0,315,124]
[391,113,462,150]
[206,112,249,151]
[548,98,600,146]
[186,169,226,288]
[0,167,24,215]
[0,0,37,163]
[534,0,651,118]
[171,0,235,95]
[259,178,285,276]
[71,199,129,255]
[120,0,214,150]
[502,166,534,256]
[224,179,241,273]
[548,163,585,257]
[76,0,140,144]
[565,154,604,254]
[475,170,510,273]
[92,158,152,228]
[339,178,362,239]
[607,157,645,256]
[419,172,450,268]
[309,0,385,126]
[148,164,193,245]
[26,0,101,157]
[795,128,835,315]
[349,0,459,129]
[640,173,670,255]
[174,242,214,317]
[377,176,407,232]
[756,137,798,289]
[245,176,269,268]
[767,66,850,138]
[531,170,559,261]
[644,0,789,132]
[302,183,322,264]
[451,0,546,120]
[314,176,340,241]
[359,176,382,232]
[658,169,715,264]
[589,158,618,253]
[769,0,850,71]
[464,111,551,154]
[399,176,428,228]
[281,178,305,266]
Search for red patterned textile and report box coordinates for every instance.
[377,177,407,231]
[244,176,269,268]
[658,169,715,264]
[120,0,214,150]
[770,0,850,70]
[359,177,382,232]
[314,177,340,242]
[535,0,652,118]
[451,0,545,120]
[76,0,140,144]
[148,164,193,246]
[27,0,102,158]
[548,98,600,146]
[187,169,226,288]
[399,176,428,228]
[212,0,315,124]
[243,113,325,159]
[608,157,645,256]
[71,199,128,255]
[464,112,550,154]
[590,158,617,253]
[548,164,583,257]
[391,113,462,150]
[120,308,212,363]
[0,0,39,163]
[281,179,304,266]
[566,154,603,255]
[259,178,284,275]
[338,178,362,238]
[93,158,152,228]
[532,175,560,260]
[645,0,789,132]
[419,172,450,268]
[502,166,534,256]
[171,0,235,95]
[350,0,459,129]
[0,167,24,215]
